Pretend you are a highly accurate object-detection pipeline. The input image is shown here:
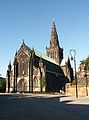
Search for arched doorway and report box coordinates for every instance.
[17,79,27,92]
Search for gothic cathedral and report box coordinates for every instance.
[6,21,73,93]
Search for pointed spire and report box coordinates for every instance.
[8,61,11,71]
[50,21,59,47]
[15,50,17,56]
[9,60,11,65]
[23,39,24,43]
[14,50,17,64]
[52,18,55,23]
[22,39,25,45]
[21,39,25,48]
[52,20,56,35]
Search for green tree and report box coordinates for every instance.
[82,56,89,70]
[41,76,46,88]
[0,79,6,92]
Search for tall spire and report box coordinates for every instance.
[50,21,59,47]
[46,20,63,65]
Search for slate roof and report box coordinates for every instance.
[34,49,59,66]
[22,42,59,65]
[19,42,59,66]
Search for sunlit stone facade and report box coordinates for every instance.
[6,21,73,93]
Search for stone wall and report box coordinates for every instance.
[66,83,89,97]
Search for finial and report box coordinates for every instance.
[23,39,25,44]
[52,18,56,28]
[52,18,55,23]
[8,60,11,71]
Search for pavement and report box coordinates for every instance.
[0,93,89,120]
[60,95,89,105]
[24,93,89,105]
[15,93,89,105]
[1,93,89,105]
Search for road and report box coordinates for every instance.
[0,93,89,120]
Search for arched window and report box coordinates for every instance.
[18,52,29,76]
[34,77,38,87]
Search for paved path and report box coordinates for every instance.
[0,93,89,120]
[60,96,89,104]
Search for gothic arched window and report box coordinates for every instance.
[18,51,29,77]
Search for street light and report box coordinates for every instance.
[70,49,78,98]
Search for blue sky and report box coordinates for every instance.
[0,0,89,77]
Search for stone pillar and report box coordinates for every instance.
[29,52,34,93]
[39,57,44,93]
[13,58,18,93]
[15,62,18,92]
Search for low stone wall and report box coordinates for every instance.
[66,83,89,97]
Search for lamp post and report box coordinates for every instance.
[70,49,78,98]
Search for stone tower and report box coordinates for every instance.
[46,21,63,65]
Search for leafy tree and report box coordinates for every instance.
[41,76,46,88]
[82,56,89,70]
[0,79,6,92]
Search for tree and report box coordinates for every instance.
[41,76,46,88]
[83,56,89,70]
[0,79,6,92]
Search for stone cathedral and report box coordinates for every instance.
[6,21,73,93]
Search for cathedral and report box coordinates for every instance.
[6,21,73,93]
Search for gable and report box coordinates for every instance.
[16,42,32,62]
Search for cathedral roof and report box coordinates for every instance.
[34,49,59,65]
[17,41,59,66]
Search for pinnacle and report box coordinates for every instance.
[50,21,59,47]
